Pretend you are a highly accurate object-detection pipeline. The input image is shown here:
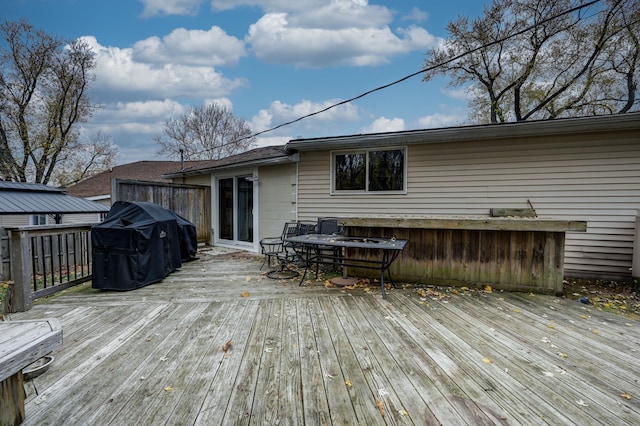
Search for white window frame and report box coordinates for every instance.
[30,214,48,226]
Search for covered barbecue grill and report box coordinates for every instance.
[91,201,197,291]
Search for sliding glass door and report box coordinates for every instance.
[218,177,254,243]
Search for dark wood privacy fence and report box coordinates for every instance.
[112,179,211,243]
[6,224,94,313]
[339,216,587,295]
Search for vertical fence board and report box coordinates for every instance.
[112,179,211,243]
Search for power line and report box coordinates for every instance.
[199,0,604,153]
[246,0,603,138]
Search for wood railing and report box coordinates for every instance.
[6,224,94,313]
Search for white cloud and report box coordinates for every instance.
[140,0,203,17]
[402,7,429,23]
[82,36,247,102]
[416,113,465,129]
[132,26,246,67]
[251,99,360,133]
[88,99,185,136]
[442,87,473,101]
[361,116,405,133]
[254,135,291,147]
[247,14,438,67]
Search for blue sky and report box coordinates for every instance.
[4,0,487,164]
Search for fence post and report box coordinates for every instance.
[9,230,33,312]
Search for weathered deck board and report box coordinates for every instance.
[6,248,640,425]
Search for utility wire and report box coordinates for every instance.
[200,0,603,154]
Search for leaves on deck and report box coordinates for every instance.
[621,392,632,400]
[240,291,250,297]
[563,278,640,320]
[222,340,232,352]
[375,399,385,417]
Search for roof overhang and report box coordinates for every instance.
[286,112,640,152]
[162,153,295,179]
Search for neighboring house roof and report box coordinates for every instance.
[162,145,292,178]
[286,112,640,151]
[65,161,193,198]
[0,181,110,215]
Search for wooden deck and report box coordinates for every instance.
[7,248,640,425]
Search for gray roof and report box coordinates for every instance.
[162,145,292,178]
[0,181,110,215]
[286,112,640,151]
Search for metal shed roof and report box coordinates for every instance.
[0,181,110,215]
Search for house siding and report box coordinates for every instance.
[296,130,640,280]
[257,163,298,242]
[180,162,297,251]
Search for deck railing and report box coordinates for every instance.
[6,224,94,313]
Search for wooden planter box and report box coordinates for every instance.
[338,216,587,295]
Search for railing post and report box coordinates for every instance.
[9,230,33,312]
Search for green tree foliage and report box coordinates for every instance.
[155,103,256,161]
[0,19,114,184]
[423,0,639,123]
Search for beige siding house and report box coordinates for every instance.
[165,146,298,252]
[287,112,640,281]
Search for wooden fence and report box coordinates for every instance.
[112,179,211,243]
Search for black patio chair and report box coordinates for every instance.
[312,218,344,271]
[260,221,316,279]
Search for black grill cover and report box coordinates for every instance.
[91,201,197,291]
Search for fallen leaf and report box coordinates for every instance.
[592,329,600,334]
[376,399,385,417]
[164,386,174,392]
[483,357,493,364]
[345,380,352,387]
[484,285,492,293]
[223,340,232,352]
[245,276,252,282]
[398,409,409,416]
[621,392,632,400]
[557,352,568,359]
[240,291,250,298]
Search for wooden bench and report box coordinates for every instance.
[0,319,62,426]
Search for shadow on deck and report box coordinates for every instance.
[8,248,640,425]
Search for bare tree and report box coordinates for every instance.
[51,131,119,187]
[155,103,256,161]
[423,0,640,123]
[0,19,111,184]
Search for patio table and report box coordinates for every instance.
[0,318,62,425]
[284,234,408,299]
